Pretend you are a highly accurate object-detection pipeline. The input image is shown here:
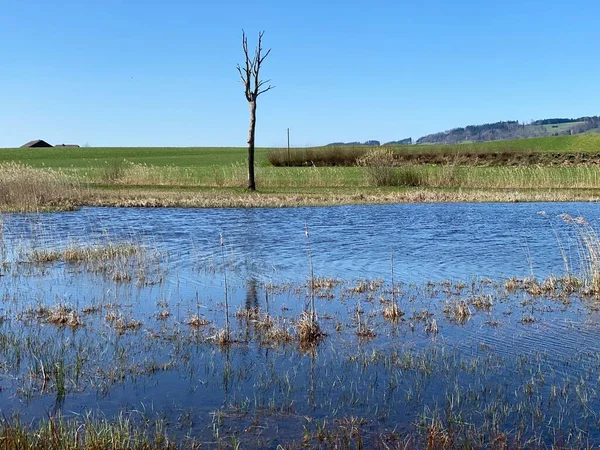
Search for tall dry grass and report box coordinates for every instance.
[0,163,84,211]
[558,214,600,294]
[357,148,423,187]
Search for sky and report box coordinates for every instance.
[1,0,599,148]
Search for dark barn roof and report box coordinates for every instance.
[21,139,53,148]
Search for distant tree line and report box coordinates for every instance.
[326,140,381,147]
[326,138,412,147]
[532,116,600,125]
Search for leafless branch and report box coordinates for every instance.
[238,29,274,101]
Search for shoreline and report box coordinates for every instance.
[4,186,600,213]
[65,186,600,207]
[4,186,600,212]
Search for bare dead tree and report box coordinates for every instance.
[237,30,274,191]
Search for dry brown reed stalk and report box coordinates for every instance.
[356,318,376,339]
[560,214,600,295]
[0,163,84,211]
[305,224,316,325]
[383,248,404,322]
[219,233,231,344]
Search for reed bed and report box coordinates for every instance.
[0,163,85,211]
[85,163,600,190]
[4,161,600,211]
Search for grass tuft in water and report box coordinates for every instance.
[297,312,325,348]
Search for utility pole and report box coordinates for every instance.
[287,128,290,166]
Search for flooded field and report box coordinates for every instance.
[2,203,600,448]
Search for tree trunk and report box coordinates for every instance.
[247,100,257,191]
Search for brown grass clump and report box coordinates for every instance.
[443,300,472,323]
[312,277,340,289]
[46,306,83,328]
[187,314,211,328]
[558,275,581,294]
[504,277,521,292]
[217,329,232,346]
[525,279,543,296]
[105,312,142,334]
[29,243,141,264]
[382,302,404,322]
[470,294,494,311]
[156,310,170,321]
[297,312,325,348]
[357,148,423,187]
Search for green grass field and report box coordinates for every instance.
[0,146,270,169]
[2,134,600,171]
[539,121,586,135]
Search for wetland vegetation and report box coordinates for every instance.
[1,204,600,448]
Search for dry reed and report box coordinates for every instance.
[0,163,84,211]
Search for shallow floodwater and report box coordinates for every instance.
[2,202,599,282]
[1,203,600,447]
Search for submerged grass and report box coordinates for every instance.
[5,212,600,447]
[28,242,141,264]
[0,414,182,450]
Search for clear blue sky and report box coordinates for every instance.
[2,0,599,148]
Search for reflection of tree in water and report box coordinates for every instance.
[241,278,260,341]
[245,278,259,313]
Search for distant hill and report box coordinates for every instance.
[326,140,381,147]
[324,117,600,147]
[383,138,412,146]
[326,138,413,146]
[415,116,600,145]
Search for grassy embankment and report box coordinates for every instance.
[1,134,600,210]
